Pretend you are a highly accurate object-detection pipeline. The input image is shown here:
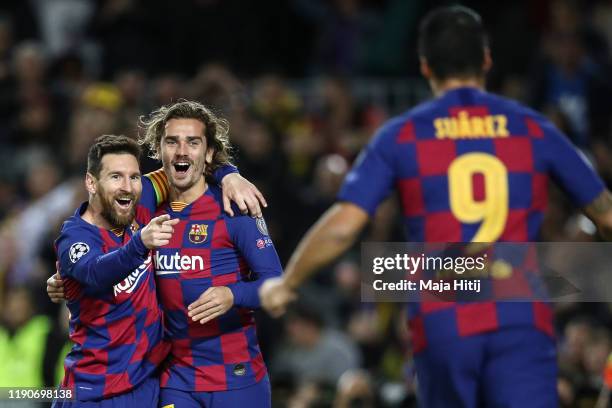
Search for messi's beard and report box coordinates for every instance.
[97,185,137,229]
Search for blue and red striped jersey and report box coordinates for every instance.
[54,167,232,400]
[339,87,606,349]
[56,202,169,401]
[145,184,281,392]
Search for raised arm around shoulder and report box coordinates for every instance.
[284,202,370,289]
[142,169,170,211]
[220,172,267,218]
[583,189,612,240]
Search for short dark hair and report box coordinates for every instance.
[418,6,488,80]
[87,135,141,177]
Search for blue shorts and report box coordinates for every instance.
[415,327,557,408]
[159,376,270,408]
[51,376,159,408]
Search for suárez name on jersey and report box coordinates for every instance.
[434,111,509,139]
[154,252,204,275]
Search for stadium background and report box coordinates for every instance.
[0,0,611,406]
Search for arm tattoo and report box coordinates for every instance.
[587,191,612,214]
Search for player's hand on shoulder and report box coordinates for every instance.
[188,286,234,324]
[259,277,296,318]
[140,214,180,249]
[47,272,65,303]
[221,173,267,217]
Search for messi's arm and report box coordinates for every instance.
[142,166,242,211]
[213,163,268,217]
[57,228,149,290]
[143,166,267,217]
[140,170,170,216]
[58,215,176,290]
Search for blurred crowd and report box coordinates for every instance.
[0,0,612,407]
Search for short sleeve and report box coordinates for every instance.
[338,126,397,216]
[541,120,605,206]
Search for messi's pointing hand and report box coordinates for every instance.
[141,214,180,249]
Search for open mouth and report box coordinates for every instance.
[115,197,133,210]
[173,162,191,175]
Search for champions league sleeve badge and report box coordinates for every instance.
[69,242,90,263]
[256,217,269,236]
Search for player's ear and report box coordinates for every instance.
[85,172,97,195]
[155,139,163,160]
[420,57,433,80]
[205,148,214,165]
[483,47,492,74]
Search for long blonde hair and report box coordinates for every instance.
[139,100,233,176]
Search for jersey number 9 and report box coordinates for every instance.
[448,153,509,242]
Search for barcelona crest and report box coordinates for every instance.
[188,224,208,244]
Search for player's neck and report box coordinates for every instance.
[430,77,485,97]
[169,178,207,205]
[82,201,115,231]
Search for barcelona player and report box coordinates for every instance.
[50,127,268,406]
[138,100,281,408]
[52,135,179,407]
[260,6,612,407]
[49,103,277,406]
